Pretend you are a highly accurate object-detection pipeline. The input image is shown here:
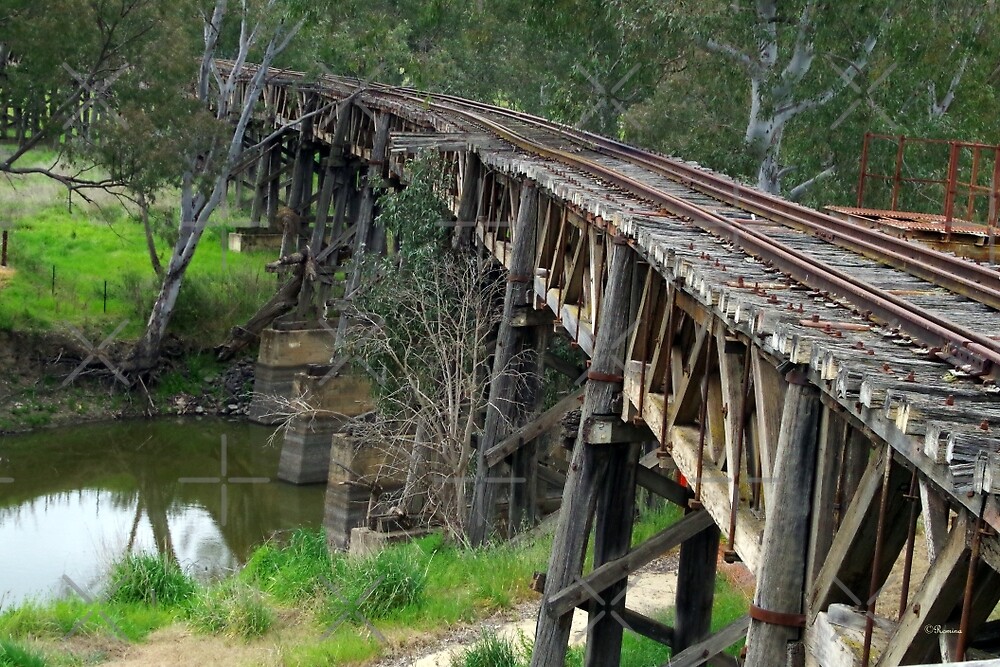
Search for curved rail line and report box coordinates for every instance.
[371,82,1000,310]
[236,64,1000,376]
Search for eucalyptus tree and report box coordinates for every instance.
[127,0,308,370]
[617,0,1000,205]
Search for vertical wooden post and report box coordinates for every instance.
[328,115,391,367]
[266,144,281,227]
[468,180,539,546]
[454,152,482,248]
[744,372,821,666]
[530,240,633,667]
[673,522,722,652]
[283,132,314,258]
[508,322,549,533]
[310,156,339,254]
[250,142,271,225]
[806,406,848,592]
[585,439,641,667]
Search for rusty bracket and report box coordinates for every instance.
[749,603,806,628]
[587,371,624,383]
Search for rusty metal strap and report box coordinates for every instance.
[587,371,624,383]
[749,603,806,628]
[508,274,533,283]
[612,234,630,246]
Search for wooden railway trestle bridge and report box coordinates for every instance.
[217,63,1000,666]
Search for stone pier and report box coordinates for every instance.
[247,319,336,424]
[277,366,372,484]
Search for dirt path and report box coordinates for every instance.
[84,556,683,667]
[374,555,681,667]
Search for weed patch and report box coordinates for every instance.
[0,638,47,667]
[187,581,274,639]
[107,553,196,607]
[450,629,529,667]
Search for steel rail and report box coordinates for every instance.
[428,105,1000,375]
[230,63,1000,374]
[364,83,1000,310]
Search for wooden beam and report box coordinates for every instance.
[810,447,911,618]
[745,378,822,666]
[485,388,585,467]
[469,181,542,545]
[531,241,634,667]
[545,510,715,617]
[751,349,784,491]
[582,415,652,445]
[635,466,691,507]
[806,405,848,592]
[674,521,722,652]
[662,615,749,667]
[875,515,968,666]
[512,307,555,328]
[586,439,641,667]
[543,350,585,380]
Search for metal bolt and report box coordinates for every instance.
[945,395,955,406]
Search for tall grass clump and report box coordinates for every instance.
[331,547,428,620]
[242,529,335,602]
[450,629,529,667]
[0,638,47,667]
[107,553,196,606]
[188,581,274,639]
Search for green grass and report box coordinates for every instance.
[0,507,747,666]
[450,629,531,667]
[0,147,276,347]
[187,581,274,639]
[0,206,274,344]
[107,553,196,607]
[0,638,48,667]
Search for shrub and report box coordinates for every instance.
[450,629,528,667]
[107,553,196,607]
[188,581,273,639]
[332,547,427,620]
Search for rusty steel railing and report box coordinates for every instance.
[856,132,1000,233]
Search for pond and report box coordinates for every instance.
[0,418,325,607]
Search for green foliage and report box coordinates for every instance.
[0,638,47,667]
[242,528,335,602]
[187,581,274,639]
[329,548,428,620]
[107,553,196,607]
[374,153,451,263]
[450,629,530,667]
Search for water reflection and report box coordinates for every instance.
[0,419,324,607]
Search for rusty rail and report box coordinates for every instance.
[226,62,1000,378]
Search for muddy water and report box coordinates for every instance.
[0,418,324,607]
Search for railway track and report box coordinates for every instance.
[249,65,1000,378]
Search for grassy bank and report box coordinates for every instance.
[0,147,275,432]
[0,504,748,666]
[0,147,274,342]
